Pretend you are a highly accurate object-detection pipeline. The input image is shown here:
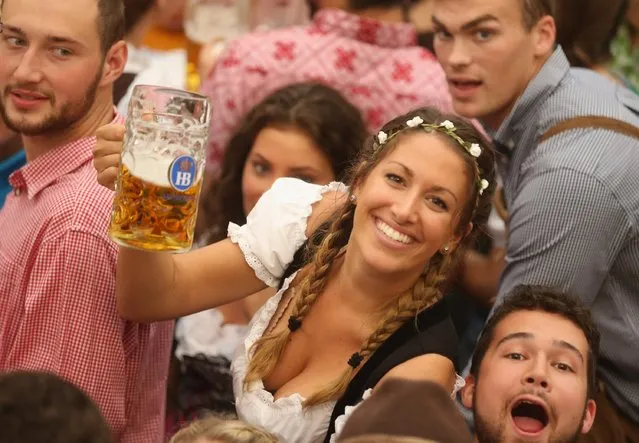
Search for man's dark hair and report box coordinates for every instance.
[470,285,600,398]
[520,0,555,30]
[123,0,154,36]
[97,0,126,54]
[0,371,113,443]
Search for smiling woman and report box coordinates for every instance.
[92,106,497,442]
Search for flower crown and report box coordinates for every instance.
[376,117,490,195]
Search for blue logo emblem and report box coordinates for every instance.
[169,155,197,192]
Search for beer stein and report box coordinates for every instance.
[109,85,211,252]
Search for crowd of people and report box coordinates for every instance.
[0,0,638,442]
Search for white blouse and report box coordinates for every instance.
[229,178,347,443]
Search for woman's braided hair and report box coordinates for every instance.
[244,108,496,406]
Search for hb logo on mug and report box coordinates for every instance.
[169,155,197,191]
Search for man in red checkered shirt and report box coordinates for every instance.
[0,1,172,442]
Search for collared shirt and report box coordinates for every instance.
[0,139,25,208]
[492,47,639,423]
[200,8,453,171]
[0,113,173,442]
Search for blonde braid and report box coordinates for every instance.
[244,203,355,387]
[303,253,456,407]
[359,253,455,360]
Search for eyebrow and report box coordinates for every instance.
[388,161,459,203]
[552,339,585,363]
[289,166,320,175]
[390,161,414,178]
[496,332,585,363]
[2,24,83,47]
[432,14,500,33]
[1,24,26,36]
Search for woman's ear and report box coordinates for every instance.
[464,222,473,238]
[447,222,473,254]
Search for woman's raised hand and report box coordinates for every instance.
[93,123,126,191]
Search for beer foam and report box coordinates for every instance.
[122,153,173,188]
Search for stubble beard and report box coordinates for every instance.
[0,69,102,136]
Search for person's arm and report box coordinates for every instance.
[116,240,263,321]
[377,354,456,393]
[116,179,347,322]
[498,168,629,304]
[458,247,506,306]
[94,127,348,323]
[241,287,277,319]
[16,231,130,439]
[92,124,268,319]
[374,306,459,395]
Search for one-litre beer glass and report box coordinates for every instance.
[109,85,211,253]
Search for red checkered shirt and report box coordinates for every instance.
[0,113,173,443]
[201,8,454,171]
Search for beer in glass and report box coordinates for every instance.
[109,85,211,252]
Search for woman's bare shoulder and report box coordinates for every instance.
[307,185,349,237]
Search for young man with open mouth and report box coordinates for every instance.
[461,285,599,443]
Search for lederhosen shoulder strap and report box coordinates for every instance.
[540,115,639,142]
[495,115,639,218]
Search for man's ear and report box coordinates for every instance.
[580,399,597,434]
[461,373,476,409]
[532,15,556,58]
[100,40,128,87]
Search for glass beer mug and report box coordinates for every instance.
[109,85,211,253]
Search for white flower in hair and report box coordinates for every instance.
[406,116,424,128]
[479,179,489,195]
[469,143,482,157]
[440,120,455,130]
[377,131,388,145]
